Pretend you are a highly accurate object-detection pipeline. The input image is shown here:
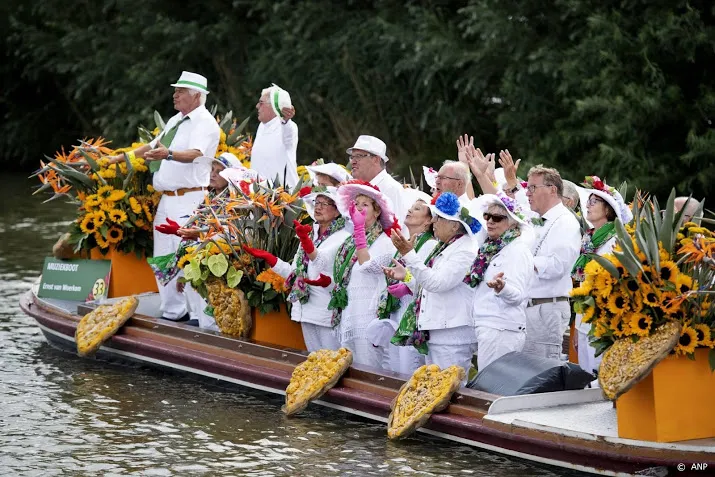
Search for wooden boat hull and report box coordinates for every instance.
[20,290,714,477]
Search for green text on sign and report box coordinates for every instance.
[38,257,112,302]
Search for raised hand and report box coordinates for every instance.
[293,219,315,254]
[499,149,521,188]
[349,201,367,229]
[390,229,416,256]
[242,244,278,267]
[177,227,201,240]
[387,282,413,299]
[304,274,331,287]
[382,258,407,281]
[155,218,181,235]
[456,134,475,165]
[281,106,296,121]
[485,152,497,183]
[486,272,506,293]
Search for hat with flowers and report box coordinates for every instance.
[429,192,482,236]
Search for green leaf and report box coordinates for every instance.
[184,258,201,281]
[219,110,233,130]
[591,254,620,279]
[78,149,101,172]
[659,189,676,253]
[200,268,210,281]
[263,281,272,291]
[207,253,229,276]
[154,110,166,130]
[235,115,251,136]
[122,152,135,190]
[226,266,243,288]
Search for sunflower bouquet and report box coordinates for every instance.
[571,190,715,369]
[34,138,159,258]
[178,179,306,315]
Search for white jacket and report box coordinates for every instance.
[470,236,534,331]
[402,234,478,331]
[273,224,351,327]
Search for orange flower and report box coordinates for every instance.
[256,268,288,293]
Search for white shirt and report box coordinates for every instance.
[458,193,470,205]
[403,234,478,331]
[273,224,351,327]
[151,105,220,192]
[530,203,581,299]
[470,236,534,331]
[251,117,299,188]
[370,170,409,225]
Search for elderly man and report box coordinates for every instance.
[674,196,702,224]
[523,165,581,360]
[110,71,220,322]
[434,160,471,204]
[561,180,581,212]
[346,135,408,224]
[250,84,299,188]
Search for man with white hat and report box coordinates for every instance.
[250,84,299,188]
[110,71,220,322]
[346,135,408,225]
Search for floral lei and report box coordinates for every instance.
[463,228,521,288]
[391,233,464,355]
[286,216,346,304]
[328,222,383,327]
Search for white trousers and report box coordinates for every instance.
[153,191,206,319]
[577,329,601,387]
[474,326,526,372]
[301,322,340,352]
[185,282,219,331]
[389,345,425,376]
[343,338,390,371]
[523,301,570,360]
[426,343,478,386]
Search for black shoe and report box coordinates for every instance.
[162,313,190,322]
[186,319,199,327]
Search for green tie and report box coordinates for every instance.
[149,116,189,173]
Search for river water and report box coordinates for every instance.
[0,173,581,476]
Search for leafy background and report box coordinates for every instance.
[2,0,713,202]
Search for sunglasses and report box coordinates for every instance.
[483,213,508,223]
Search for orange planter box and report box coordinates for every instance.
[249,304,306,351]
[90,247,158,298]
[616,348,715,442]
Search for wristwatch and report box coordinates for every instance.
[166,150,173,161]
[503,184,519,194]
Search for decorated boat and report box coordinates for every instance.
[22,116,715,476]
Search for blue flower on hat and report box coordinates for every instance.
[435,192,461,216]
[460,207,482,234]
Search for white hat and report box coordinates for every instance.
[302,186,348,221]
[213,152,242,170]
[580,176,633,224]
[264,84,292,119]
[423,166,438,189]
[478,193,529,226]
[170,71,210,95]
[429,192,482,236]
[306,163,352,184]
[402,187,433,209]
[346,135,389,162]
[219,165,260,186]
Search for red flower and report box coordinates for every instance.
[431,192,441,205]
[520,180,528,188]
[384,215,401,237]
[298,186,312,197]
[343,179,380,192]
[591,176,605,190]
[239,180,252,196]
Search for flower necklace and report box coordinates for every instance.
[463,228,521,288]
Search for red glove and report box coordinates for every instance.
[298,186,312,197]
[293,220,315,254]
[155,218,181,235]
[243,245,278,267]
[304,274,331,287]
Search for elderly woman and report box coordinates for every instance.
[572,176,632,377]
[243,186,350,351]
[367,188,438,374]
[384,192,481,379]
[466,194,535,371]
[306,162,352,187]
[328,180,399,368]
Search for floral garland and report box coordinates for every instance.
[285,216,347,304]
[571,222,616,282]
[328,222,383,327]
[391,233,464,354]
[496,194,526,222]
[463,228,521,288]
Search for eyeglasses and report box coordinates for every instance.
[587,196,605,206]
[436,174,461,182]
[526,184,554,193]
[348,153,372,160]
[483,213,508,223]
[314,200,335,208]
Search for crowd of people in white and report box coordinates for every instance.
[124,71,702,383]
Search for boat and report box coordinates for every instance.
[20,285,715,477]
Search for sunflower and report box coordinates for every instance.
[129,197,143,214]
[141,202,154,222]
[609,315,629,337]
[570,282,592,297]
[628,313,652,337]
[135,218,146,228]
[108,209,128,224]
[637,266,656,285]
[626,291,644,314]
[658,291,679,315]
[674,325,698,355]
[607,293,629,316]
[642,287,659,306]
[594,274,613,300]
[658,261,679,283]
[94,232,110,249]
[177,254,191,270]
[79,214,98,234]
[96,185,114,200]
[582,305,596,324]
[593,319,609,338]
[106,226,124,244]
[675,275,694,295]
[624,277,640,293]
[94,210,107,227]
[147,184,155,193]
[693,324,713,348]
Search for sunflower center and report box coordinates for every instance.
[638,318,649,330]
[679,333,692,347]
[646,292,657,302]
[110,230,120,239]
[626,279,639,292]
[616,297,626,308]
[660,268,672,281]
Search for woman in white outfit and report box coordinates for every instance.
[384,192,481,381]
[243,186,350,351]
[367,188,438,375]
[328,180,399,369]
[465,193,535,372]
[571,176,632,378]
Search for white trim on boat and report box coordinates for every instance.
[488,388,605,414]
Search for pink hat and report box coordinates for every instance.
[336,180,400,232]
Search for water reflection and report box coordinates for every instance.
[0,173,580,476]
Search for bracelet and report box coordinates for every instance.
[126,151,136,162]
[402,270,413,284]
[166,150,173,161]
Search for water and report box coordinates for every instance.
[0,173,581,476]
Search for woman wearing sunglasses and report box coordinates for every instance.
[465,193,535,372]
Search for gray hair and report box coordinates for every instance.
[189,89,207,106]
[562,180,580,208]
[488,203,518,228]
[442,160,471,183]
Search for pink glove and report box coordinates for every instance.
[387,283,412,299]
[349,201,368,249]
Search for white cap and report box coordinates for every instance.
[306,163,352,184]
[264,84,292,118]
[346,135,389,162]
[170,71,209,94]
[213,152,242,170]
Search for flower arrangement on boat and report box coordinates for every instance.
[571,191,715,368]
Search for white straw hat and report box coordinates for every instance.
[346,135,389,162]
[306,162,352,184]
[170,71,210,94]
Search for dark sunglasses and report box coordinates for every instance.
[483,213,508,223]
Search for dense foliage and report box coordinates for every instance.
[3,0,714,201]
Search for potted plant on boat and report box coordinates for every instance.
[571,190,714,442]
